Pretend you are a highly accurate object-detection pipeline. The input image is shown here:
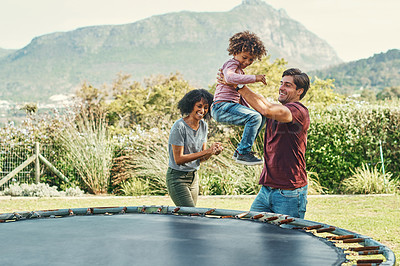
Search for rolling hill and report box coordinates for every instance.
[0,0,341,103]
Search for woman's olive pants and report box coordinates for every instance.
[166,167,198,207]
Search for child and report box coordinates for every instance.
[211,31,267,166]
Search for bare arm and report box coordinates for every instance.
[239,85,292,123]
[172,142,223,165]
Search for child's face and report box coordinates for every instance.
[233,51,255,69]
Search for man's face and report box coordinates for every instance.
[278,75,303,104]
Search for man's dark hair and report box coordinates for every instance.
[282,68,310,100]
[178,89,214,119]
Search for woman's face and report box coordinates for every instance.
[189,98,209,121]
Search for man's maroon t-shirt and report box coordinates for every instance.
[259,102,310,189]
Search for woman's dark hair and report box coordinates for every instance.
[177,89,214,119]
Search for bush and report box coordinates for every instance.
[306,101,400,193]
[0,183,84,197]
[341,163,399,194]
[59,110,114,194]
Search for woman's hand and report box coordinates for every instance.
[210,142,224,155]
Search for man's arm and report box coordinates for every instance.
[238,85,292,123]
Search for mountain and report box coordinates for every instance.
[0,48,16,58]
[310,49,400,95]
[0,0,342,103]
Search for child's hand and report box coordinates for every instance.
[256,75,267,85]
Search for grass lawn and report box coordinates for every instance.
[1,194,398,264]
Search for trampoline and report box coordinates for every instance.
[0,206,396,266]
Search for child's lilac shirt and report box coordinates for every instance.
[214,58,256,105]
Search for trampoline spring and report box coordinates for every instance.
[172,207,180,213]
[356,259,383,264]
[235,212,250,219]
[86,208,94,215]
[304,225,323,230]
[141,207,146,213]
[121,207,127,214]
[204,208,216,215]
[189,213,201,216]
[279,218,294,225]
[316,226,336,233]
[342,238,365,243]
[349,246,380,252]
[220,215,233,219]
[251,214,264,220]
[156,207,162,213]
[358,250,383,255]
[327,234,355,240]
[68,209,74,216]
[13,213,22,220]
[266,216,279,221]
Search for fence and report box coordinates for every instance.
[0,143,79,190]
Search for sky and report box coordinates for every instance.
[1,0,399,62]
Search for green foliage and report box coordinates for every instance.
[304,77,345,106]
[119,178,152,196]
[244,56,287,99]
[106,72,192,131]
[307,171,328,195]
[376,86,400,101]
[59,110,114,194]
[0,183,84,197]
[307,101,400,192]
[310,49,400,95]
[245,56,345,105]
[20,103,38,115]
[341,163,399,194]
[199,147,262,196]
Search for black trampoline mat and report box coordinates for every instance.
[0,213,346,265]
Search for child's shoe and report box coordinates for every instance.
[236,152,263,166]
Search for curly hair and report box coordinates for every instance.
[177,89,214,120]
[227,31,267,60]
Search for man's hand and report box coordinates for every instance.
[217,69,236,87]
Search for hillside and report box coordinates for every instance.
[0,48,16,58]
[0,0,341,103]
[310,49,400,95]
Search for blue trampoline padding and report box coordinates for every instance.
[0,213,345,266]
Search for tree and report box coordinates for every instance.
[106,72,192,130]
[21,103,38,115]
[376,86,400,100]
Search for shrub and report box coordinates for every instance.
[0,183,84,197]
[306,101,400,193]
[341,163,399,194]
[59,110,114,194]
[307,171,328,195]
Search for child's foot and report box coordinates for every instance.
[236,152,263,166]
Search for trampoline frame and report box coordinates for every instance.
[0,205,396,266]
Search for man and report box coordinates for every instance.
[225,68,310,218]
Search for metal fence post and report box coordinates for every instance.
[35,142,40,184]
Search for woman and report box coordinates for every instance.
[167,89,223,207]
